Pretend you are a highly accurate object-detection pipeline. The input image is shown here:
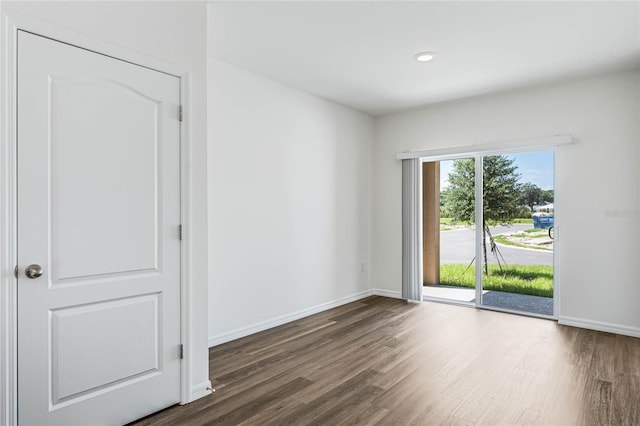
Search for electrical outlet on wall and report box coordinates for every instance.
[360,262,366,273]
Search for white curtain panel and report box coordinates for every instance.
[401,158,423,301]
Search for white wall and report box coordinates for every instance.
[374,71,640,334]
[1,0,210,398]
[207,59,373,344]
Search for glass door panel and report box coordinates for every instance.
[479,152,554,316]
[423,157,478,304]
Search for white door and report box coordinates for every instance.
[17,31,182,425]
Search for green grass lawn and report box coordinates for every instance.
[439,264,553,297]
[512,218,534,224]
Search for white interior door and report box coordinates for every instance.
[17,31,182,425]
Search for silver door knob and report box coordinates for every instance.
[25,264,43,279]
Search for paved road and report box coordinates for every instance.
[440,224,553,265]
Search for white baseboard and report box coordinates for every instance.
[371,288,402,299]
[207,291,640,347]
[558,316,640,338]
[208,290,375,347]
[185,380,213,404]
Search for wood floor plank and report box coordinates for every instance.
[368,374,442,425]
[270,369,382,426]
[579,377,612,426]
[235,397,306,426]
[611,374,640,426]
[590,332,617,382]
[130,296,640,426]
[614,335,640,377]
[371,367,439,413]
[295,342,394,403]
[305,384,384,426]
[356,406,391,426]
[535,364,588,425]
[570,328,598,367]
[203,377,313,425]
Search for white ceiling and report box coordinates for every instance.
[208,1,640,116]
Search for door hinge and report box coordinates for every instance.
[180,344,184,359]
[179,105,183,122]
[179,224,184,241]
[14,265,18,279]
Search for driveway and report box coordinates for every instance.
[440,224,553,265]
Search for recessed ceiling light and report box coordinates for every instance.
[415,51,435,62]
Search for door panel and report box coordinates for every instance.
[479,152,555,316]
[51,77,160,280]
[51,294,160,404]
[427,158,479,303]
[17,31,181,425]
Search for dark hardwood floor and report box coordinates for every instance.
[132,296,640,425]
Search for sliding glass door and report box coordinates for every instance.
[424,150,555,317]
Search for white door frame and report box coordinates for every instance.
[1,12,199,425]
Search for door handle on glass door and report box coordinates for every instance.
[25,264,43,279]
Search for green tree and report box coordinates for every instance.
[520,182,542,212]
[519,184,554,211]
[541,189,554,205]
[443,156,522,275]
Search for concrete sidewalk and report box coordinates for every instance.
[479,291,553,316]
[423,285,553,316]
